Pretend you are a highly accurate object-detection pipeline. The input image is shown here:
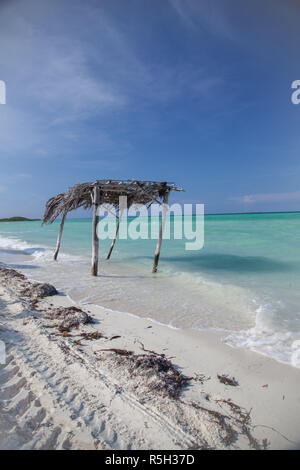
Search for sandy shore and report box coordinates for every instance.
[0,266,299,450]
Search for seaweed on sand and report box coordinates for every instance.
[98,348,133,356]
[47,306,93,332]
[20,282,58,299]
[0,267,57,308]
[0,267,25,280]
[80,332,102,340]
[98,349,192,399]
[217,374,239,387]
[189,400,269,449]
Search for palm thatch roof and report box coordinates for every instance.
[43,180,183,224]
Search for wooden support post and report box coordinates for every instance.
[152,191,169,273]
[91,186,100,276]
[53,210,67,261]
[106,209,123,260]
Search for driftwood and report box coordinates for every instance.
[43,180,183,275]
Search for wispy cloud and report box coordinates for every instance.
[0,0,226,160]
[230,191,300,204]
[30,40,126,124]
[169,0,235,40]
[0,16,125,118]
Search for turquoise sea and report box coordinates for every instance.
[1,212,300,367]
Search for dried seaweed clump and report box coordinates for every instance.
[0,267,57,305]
[217,374,239,387]
[20,282,58,299]
[190,399,269,450]
[102,351,191,399]
[81,332,102,340]
[48,306,92,332]
[0,267,25,280]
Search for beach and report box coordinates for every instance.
[1,266,299,450]
[1,213,300,368]
[1,0,300,454]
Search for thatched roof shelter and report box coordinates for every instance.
[43,180,183,275]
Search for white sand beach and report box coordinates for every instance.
[2,0,300,454]
[0,266,299,450]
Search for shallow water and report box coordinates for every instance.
[1,212,300,367]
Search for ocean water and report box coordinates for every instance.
[1,212,300,368]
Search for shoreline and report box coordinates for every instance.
[0,266,299,449]
[2,230,298,369]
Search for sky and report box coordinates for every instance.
[0,0,300,217]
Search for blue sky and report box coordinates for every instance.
[0,0,300,217]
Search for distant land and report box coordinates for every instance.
[0,216,40,222]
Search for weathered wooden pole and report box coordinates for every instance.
[106,209,123,260]
[91,186,100,276]
[53,210,67,260]
[152,191,169,273]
